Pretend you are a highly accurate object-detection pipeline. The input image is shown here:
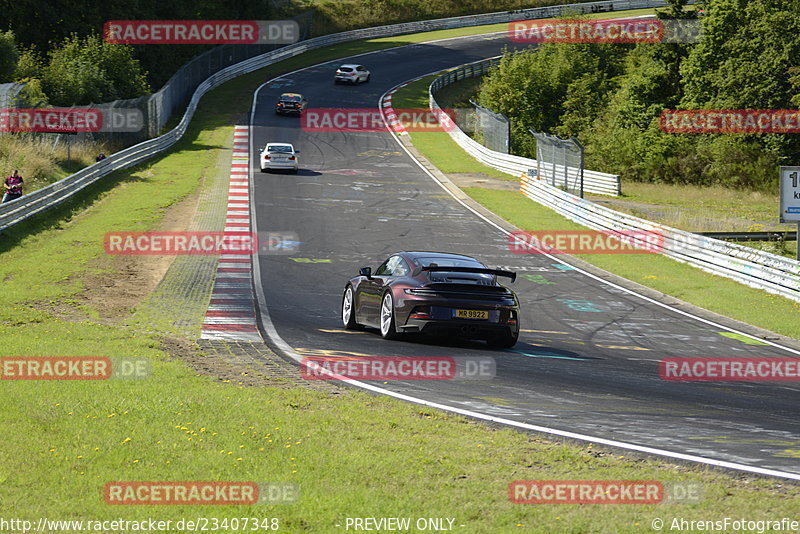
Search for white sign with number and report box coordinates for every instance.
[780,166,800,223]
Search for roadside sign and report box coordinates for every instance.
[779,166,800,223]
[779,166,800,260]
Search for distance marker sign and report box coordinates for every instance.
[780,166,800,223]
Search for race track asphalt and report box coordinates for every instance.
[249,32,800,477]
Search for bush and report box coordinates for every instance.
[41,34,149,106]
[16,77,49,107]
[13,46,43,80]
[477,41,627,158]
[0,30,19,82]
[0,134,113,192]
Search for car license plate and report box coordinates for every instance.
[454,309,488,320]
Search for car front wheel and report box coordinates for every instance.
[380,291,399,340]
[342,286,362,330]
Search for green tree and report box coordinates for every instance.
[681,0,800,110]
[478,42,627,157]
[0,0,280,88]
[679,0,800,186]
[13,46,43,80]
[0,30,18,82]
[582,40,690,181]
[17,77,48,107]
[41,34,149,106]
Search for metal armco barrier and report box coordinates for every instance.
[520,174,800,302]
[429,58,621,196]
[0,0,671,232]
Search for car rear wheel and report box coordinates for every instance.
[342,286,362,330]
[364,74,370,83]
[487,330,518,349]
[380,291,399,340]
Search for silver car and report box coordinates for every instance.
[260,143,299,174]
[334,64,370,84]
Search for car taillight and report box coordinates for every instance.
[288,156,295,160]
[264,156,271,160]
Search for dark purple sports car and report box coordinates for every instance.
[341,251,520,347]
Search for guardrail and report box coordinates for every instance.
[520,175,800,302]
[0,0,672,232]
[699,231,798,242]
[429,59,621,196]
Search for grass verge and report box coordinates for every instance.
[392,74,510,178]
[605,182,798,259]
[1,13,797,534]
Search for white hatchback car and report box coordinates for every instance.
[334,64,370,84]
[260,143,299,174]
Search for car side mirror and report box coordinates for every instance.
[359,266,372,279]
[294,149,300,153]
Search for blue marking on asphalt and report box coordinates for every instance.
[505,348,588,360]
[552,264,575,270]
[274,240,303,249]
[556,298,605,312]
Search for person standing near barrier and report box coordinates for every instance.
[2,170,23,203]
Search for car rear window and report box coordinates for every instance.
[338,67,353,72]
[414,257,485,268]
[267,145,293,153]
[414,257,494,282]
[280,95,302,102]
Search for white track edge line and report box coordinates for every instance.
[245,35,800,482]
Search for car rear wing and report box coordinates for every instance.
[413,265,516,282]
